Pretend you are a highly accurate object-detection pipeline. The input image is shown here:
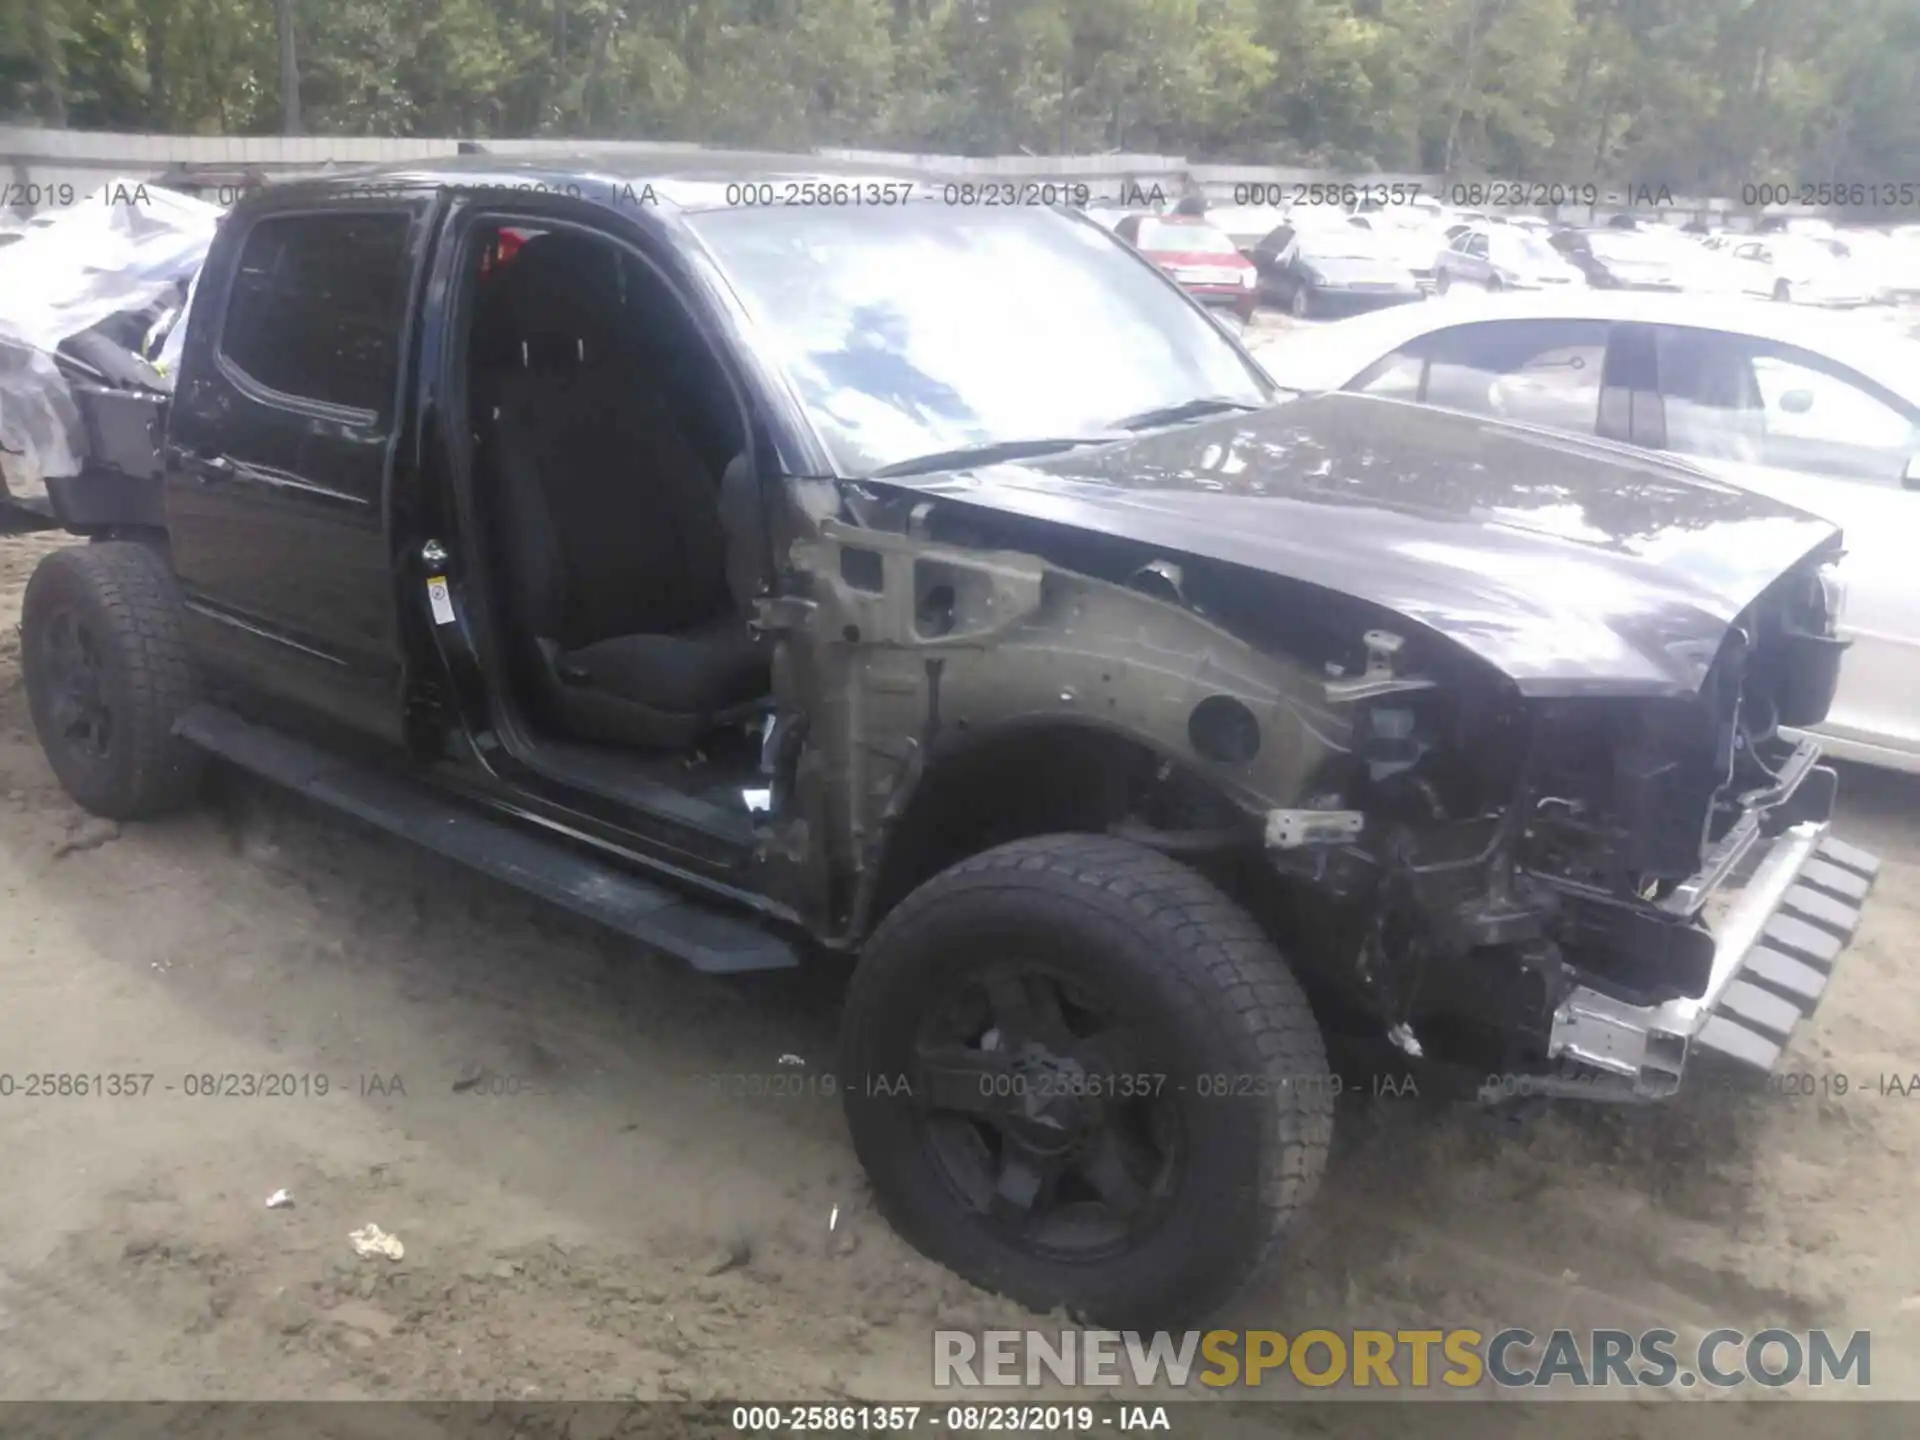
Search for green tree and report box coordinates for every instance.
[2,0,1916,195]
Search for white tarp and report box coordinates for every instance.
[0,178,220,501]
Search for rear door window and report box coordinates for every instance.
[1351,319,1610,433]
[219,212,413,421]
[1653,326,1920,482]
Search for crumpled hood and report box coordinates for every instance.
[871,392,1842,698]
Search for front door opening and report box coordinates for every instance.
[454,219,774,820]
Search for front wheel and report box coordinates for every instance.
[1289,286,1312,319]
[1435,269,1452,294]
[1773,279,1793,303]
[839,834,1332,1328]
[21,542,204,819]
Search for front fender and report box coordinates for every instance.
[770,519,1354,905]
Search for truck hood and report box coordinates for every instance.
[870,392,1841,698]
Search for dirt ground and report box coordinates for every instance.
[2,527,1918,1432]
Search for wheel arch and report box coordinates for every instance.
[855,715,1256,943]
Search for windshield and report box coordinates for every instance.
[688,205,1269,477]
[1134,220,1240,254]
[1298,226,1391,261]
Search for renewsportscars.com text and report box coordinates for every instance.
[933,1327,1871,1390]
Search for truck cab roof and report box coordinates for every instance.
[242,151,941,219]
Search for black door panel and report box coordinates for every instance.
[164,200,439,746]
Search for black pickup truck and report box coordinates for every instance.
[7,156,1880,1327]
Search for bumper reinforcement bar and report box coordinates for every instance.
[1547,821,1881,1098]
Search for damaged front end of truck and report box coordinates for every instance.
[752,394,1881,1101]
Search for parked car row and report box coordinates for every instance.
[1084,189,1920,321]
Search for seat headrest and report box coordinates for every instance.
[508,233,623,310]
[493,231,626,371]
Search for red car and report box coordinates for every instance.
[1112,214,1259,326]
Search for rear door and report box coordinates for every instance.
[1438,230,1479,285]
[164,197,439,745]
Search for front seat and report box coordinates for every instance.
[480,232,772,749]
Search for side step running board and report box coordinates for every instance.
[175,705,800,975]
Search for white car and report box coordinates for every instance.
[1248,290,1920,771]
[1434,224,1588,292]
[1346,210,1457,290]
[1831,230,1920,304]
[1559,226,1748,295]
[1724,234,1877,306]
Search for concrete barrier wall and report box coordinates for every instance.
[1,125,1760,226]
[0,124,1472,218]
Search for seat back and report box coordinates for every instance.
[480,233,729,651]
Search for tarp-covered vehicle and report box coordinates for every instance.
[0,180,219,530]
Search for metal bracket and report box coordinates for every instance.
[1265,808,1365,850]
[1323,628,1436,703]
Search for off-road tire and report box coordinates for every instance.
[839,833,1333,1328]
[21,542,204,819]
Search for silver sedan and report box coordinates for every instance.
[1250,290,1920,772]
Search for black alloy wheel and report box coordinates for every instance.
[912,960,1181,1262]
[840,833,1332,1328]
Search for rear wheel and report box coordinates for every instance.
[1773,279,1793,303]
[1486,273,1504,292]
[839,834,1332,1328]
[21,542,204,819]
[1435,269,1452,294]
